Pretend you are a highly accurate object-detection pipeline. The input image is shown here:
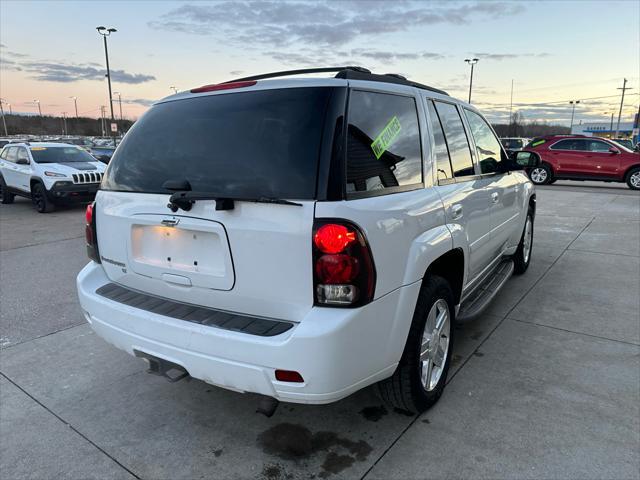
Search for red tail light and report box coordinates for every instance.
[312,220,375,307]
[190,80,257,94]
[85,203,100,263]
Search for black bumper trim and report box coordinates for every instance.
[95,283,295,337]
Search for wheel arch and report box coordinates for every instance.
[623,164,640,181]
[424,248,465,305]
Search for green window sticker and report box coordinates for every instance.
[531,140,546,147]
[371,116,402,159]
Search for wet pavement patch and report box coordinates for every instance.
[359,405,388,422]
[258,423,373,477]
[393,407,415,417]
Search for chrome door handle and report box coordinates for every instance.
[491,192,499,203]
[451,204,463,220]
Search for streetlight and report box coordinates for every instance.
[569,100,580,132]
[97,25,117,145]
[604,112,614,138]
[170,86,178,94]
[62,112,68,135]
[70,96,78,117]
[113,91,123,121]
[464,58,479,103]
[33,99,42,116]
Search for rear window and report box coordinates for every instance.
[30,146,96,163]
[102,88,334,199]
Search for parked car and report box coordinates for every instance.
[89,146,115,164]
[611,138,635,151]
[0,142,106,212]
[76,67,539,414]
[524,135,640,189]
[500,137,530,151]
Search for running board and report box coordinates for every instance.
[457,259,514,322]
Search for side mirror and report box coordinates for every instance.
[16,158,29,165]
[513,151,540,168]
[609,147,620,154]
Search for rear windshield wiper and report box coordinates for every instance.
[167,191,302,212]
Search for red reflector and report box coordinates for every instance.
[190,80,257,93]
[314,224,357,254]
[85,203,93,224]
[315,254,359,284]
[275,370,304,383]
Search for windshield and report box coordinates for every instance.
[102,87,335,199]
[30,146,98,163]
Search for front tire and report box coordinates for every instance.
[513,209,534,274]
[0,177,15,204]
[529,163,553,185]
[377,276,455,414]
[31,183,55,213]
[626,167,640,190]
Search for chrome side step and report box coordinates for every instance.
[457,259,514,322]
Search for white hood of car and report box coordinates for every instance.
[43,162,106,175]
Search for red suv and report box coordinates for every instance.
[524,135,640,190]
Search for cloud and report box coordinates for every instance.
[149,1,525,49]
[122,98,155,107]
[471,52,551,61]
[2,59,156,84]
[229,70,244,76]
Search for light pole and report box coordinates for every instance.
[605,112,614,138]
[70,96,78,117]
[113,91,123,120]
[6,103,12,115]
[569,100,580,132]
[34,99,42,116]
[62,112,68,135]
[170,86,178,94]
[97,26,117,145]
[0,100,7,136]
[464,58,479,103]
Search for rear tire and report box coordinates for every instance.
[626,167,640,190]
[529,163,553,185]
[377,275,455,414]
[0,177,15,204]
[513,209,534,274]
[32,183,55,213]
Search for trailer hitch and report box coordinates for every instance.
[134,351,190,383]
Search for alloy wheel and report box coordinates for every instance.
[530,167,547,184]
[523,216,533,264]
[630,171,640,189]
[420,298,450,392]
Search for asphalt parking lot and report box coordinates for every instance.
[1,182,639,480]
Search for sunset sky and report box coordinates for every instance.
[1,0,638,125]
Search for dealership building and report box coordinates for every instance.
[571,113,639,144]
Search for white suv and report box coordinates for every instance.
[0,142,106,212]
[77,67,539,413]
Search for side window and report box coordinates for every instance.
[5,147,17,163]
[17,148,29,163]
[551,139,588,150]
[587,140,611,152]
[465,109,505,174]
[426,100,453,181]
[433,101,475,178]
[346,90,422,195]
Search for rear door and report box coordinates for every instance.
[548,139,589,175]
[96,86,341,321]
[1,147,23,190]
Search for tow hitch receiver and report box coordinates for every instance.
[134,350,190,383]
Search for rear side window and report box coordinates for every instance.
[346,90,422,195]
[433,101,475,178]
[550,139,588,151]
[465,109,505,174]
[426,100,453,182]
[102,88,334,199]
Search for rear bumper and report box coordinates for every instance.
[77,262,421,404]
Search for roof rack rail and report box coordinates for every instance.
[225,66,371,83]
[224,66,449,96]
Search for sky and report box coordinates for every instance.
[1,0,638,126]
